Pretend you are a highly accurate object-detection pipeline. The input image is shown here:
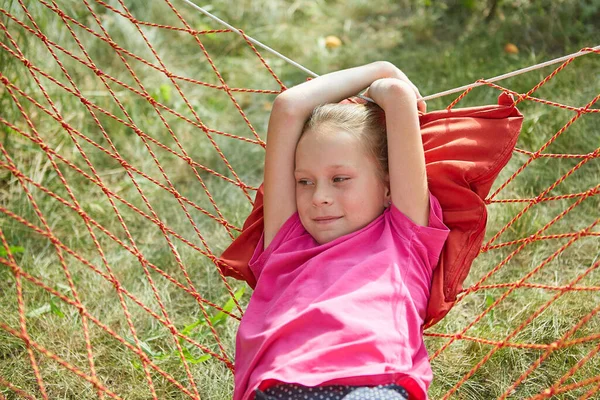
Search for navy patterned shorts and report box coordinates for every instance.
[255,383,409,400]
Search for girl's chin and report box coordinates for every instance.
[312,230,347,245]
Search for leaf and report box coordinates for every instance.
[159,84,171,103]
[26,304,51,318]
[56,283,72,294]
[0,246,25,257]
[138,340,155,357]
[188,354,211,364]
[181,347,211,364]
[3,127,18,135]
[130,360,142,371]
[50,297,65,318]
[179,317,207,345]
[461,0,476,10]
[125,337,156,357]
[178,288,246,347]
[210,287,245,327]
[152,352,171,361]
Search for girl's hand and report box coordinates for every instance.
[363,71,426,113]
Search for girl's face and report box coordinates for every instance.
[294,127,390,244]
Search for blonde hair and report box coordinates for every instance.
[301,102,388,180]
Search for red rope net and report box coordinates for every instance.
[0,1,598,399]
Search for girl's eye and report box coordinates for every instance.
[297,179,313,186]
[333,177,349,183]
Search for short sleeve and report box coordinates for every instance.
[390,192,450,267]
[248,212,303,280]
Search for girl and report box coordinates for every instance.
[233,61,450,400]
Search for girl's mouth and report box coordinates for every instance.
[314,216,342,224]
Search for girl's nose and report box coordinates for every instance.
[312,185,332,206]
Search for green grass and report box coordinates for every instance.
[1,0,599,399]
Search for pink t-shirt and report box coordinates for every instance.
[234,193,449,400]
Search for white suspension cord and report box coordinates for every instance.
[179,0,318,78]
[180,0,598,101]
[422,45,600,101]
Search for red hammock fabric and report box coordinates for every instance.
[218,92,523,326]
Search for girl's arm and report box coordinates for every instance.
[365,78,429,226]
[263,61,415,249]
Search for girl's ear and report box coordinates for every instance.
[383,174,392,207]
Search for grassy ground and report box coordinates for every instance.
[1,0,599,399]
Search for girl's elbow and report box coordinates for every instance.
[272,93,299,116]
[272,93,313,122]
[275,89,306,108]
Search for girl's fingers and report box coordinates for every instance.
[410,83,420,98]
[402,79,424,111]
[364,77,424,112]
[394,70,420,97]
[392,67,422,105]
[399,78,423,109]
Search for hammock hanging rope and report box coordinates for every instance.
[181,0,599,102]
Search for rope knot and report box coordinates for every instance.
[76,208,87,219]
[49,236,61,247]
[166,323,178,336]
[39,143,50,153]
[12,169,24,180]
[146,95,157,105]
[0,73,9,85]
[118,158,129,169]
[139,353,151,364]
[79,97,91,106]
[134,251,145,264]
[20,57,32,69]
[193,293,204,304]
[39,35,49,45]
[183,156,193,165]
[54,9,67,19]
[75,303,85,315]
[109,276,121,291]
[59,120,70,131]
[93,68,104,77]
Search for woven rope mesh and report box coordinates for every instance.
[0,1,598,399]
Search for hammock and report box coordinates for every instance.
[0,1,598,399]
